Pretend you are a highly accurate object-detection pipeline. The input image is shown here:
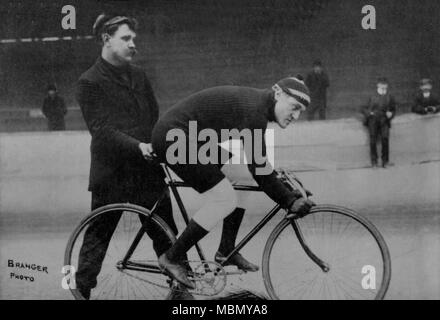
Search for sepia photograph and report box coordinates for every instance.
[0,0,439,302]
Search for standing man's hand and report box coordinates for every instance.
[386,111,393,119]
[427,106,436,113]
[139,143,155,161]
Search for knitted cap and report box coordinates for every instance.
[276,77,311,108]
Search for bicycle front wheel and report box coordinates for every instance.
[64,203,177,300]
[262,205,391,300]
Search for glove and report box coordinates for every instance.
[291,189,313,198]
[288,197,316,218]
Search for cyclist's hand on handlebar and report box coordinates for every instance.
[139,143,155,161]
[289,198,316,218]
[291,189,313,198]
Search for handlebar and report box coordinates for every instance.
[276,168,309,200]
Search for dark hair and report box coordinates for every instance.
[47,84,57,91]
[313,60,322,67]
[93,13,138,43]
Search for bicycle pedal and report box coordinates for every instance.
[223,267,246,276]
[215,264,243,273]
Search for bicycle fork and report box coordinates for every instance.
[289,217,330,273]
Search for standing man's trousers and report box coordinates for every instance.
[367,117,390,164]
[307,100,326,120]
[75,187,177,290]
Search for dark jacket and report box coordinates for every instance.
[305,71,330,104]
[412,92,440,115]
[42,95,67,129]
[361,93,397,127]
[76,57,164,192]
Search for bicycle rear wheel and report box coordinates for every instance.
[262,205,391,300]
[64,203,177,300]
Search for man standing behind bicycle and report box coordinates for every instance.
[75,13,182,299]
[152,77,316,289]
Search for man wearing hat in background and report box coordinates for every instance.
[412,79,440,115]
[305,60,330,120]
[361,78,397,168]
[152,77,316,289]
[41,84,67,130]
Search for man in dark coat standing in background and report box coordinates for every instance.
[75,13,184,300]
[361,78,397,168]
[42,84,67,130]
[305,60,330,120]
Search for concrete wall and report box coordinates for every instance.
[1,113,439,219]
[0,107,87,132]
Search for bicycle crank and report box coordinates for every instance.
[189,260,227,296]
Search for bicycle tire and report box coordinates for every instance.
[64,203,177,300]
[262,205,391,300]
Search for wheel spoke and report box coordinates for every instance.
[65,205,175,300]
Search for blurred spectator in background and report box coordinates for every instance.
[361,78,397,168]
[305,60,330,120]
[412,78,440,115]
[42,84,67,131]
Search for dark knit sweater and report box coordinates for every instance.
[152,86,298,209]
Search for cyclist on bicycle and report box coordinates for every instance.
[152,77,316,289]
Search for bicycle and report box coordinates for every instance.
[64,163,391,300]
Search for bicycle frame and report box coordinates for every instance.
[161,164,329,272]
[118,163,329,276]
[66,162,391,300]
